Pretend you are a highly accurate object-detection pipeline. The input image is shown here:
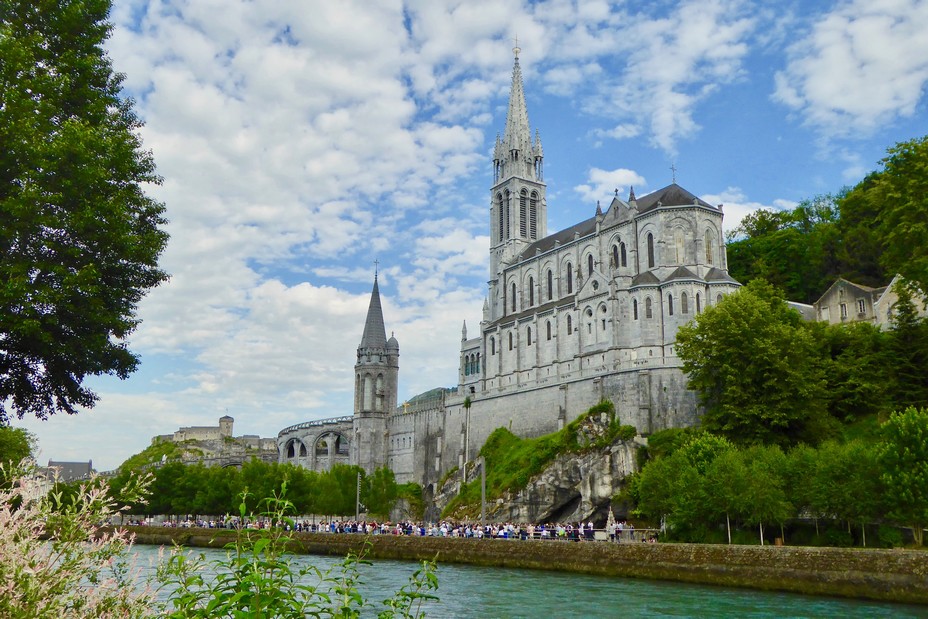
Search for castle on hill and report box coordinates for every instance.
[276,49,741,497]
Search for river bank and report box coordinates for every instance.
[123,526,928,605]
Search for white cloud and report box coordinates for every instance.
[574,167,647,204]
[773,0,928,137]
[701,187,798,235]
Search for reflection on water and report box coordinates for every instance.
[132,544,926,618]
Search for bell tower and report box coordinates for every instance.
[352,272,398,472]
[489,46,547,298]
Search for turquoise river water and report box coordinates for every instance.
[132,544,927,618]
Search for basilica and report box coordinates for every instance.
[277,49,740,495]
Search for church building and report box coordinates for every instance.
[278,48,740,496]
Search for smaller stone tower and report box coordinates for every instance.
[352,274,399,472]
[219,415,234,438]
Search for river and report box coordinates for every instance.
[131,544,926,618]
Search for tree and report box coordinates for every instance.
[0,0,168,424]
[740,445,791,545]
[879,407,928,546]
[675,280,832,447]
[870,136,928,293]
[702,447,749,544]
[886,280,928,409]
[0,425,35,466]
[363,466,398,519]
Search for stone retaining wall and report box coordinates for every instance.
[124,527,928,605]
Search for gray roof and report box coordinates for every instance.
[46,460,94,482]
[512,183,716,264]
[359,276,387,349]
[705,267,739,283]
[636,183,715,213]
[631,271,661,286]
[664,266,700,282]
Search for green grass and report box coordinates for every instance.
[117,438,183,471]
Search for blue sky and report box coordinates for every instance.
[18,0,928,470]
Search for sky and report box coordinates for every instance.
[16,0,928,471]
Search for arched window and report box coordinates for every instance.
[612,244,619,269]
[588,254,594,277]
[299,443,307,457]
[476,353,480,372]
[675,228,685,264]
[504,190,511,238]
[287,442,295,458]
[646,297,653,319]
[633,299,638,320]
[490,337,496,355]
[567,314,573,335]
[464,356,469,376]
[667,294,674,316]
[696,293,701,314]
[647,233,655,268]
[620,242,627,267]
[511,282,517,312]
[717,294,723,305]
[530,191,538,239]
[527,327,532,346]
[528,276,534,306]
[497,193,504,242]
[547,270,553,301]
[705,230,714,265]
[567,263,573,294]
[519,190,527,237]
[546,320,552,340]
[682,292,689,314]
[509,332,513,350]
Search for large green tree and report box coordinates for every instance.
[869,136,928,293]
[880,407,928,547]
[675,280,832,446]
[0,0,168,423]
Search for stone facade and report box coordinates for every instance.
[278,50,740,499]
[814,274,927,329]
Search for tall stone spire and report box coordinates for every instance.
[503,47,533,168]
[359,275,387,350]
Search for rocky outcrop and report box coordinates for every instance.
[497,440,638,523]
[434,409,641,524]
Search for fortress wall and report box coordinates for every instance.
[405,368,699,490]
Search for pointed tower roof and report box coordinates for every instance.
[503,46,534,159]
[359,275,387,350]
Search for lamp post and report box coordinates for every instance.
[355,472,361,522]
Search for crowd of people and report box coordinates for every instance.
[132,516,657,542]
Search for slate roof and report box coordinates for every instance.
[359,276,387,349]
[511,183,716,264]
[46,460,94,482]
[705,267,739,283]
[664,266,700,282]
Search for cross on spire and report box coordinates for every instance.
[512,34,520,58]
[670,162,677,184]
[374,259,379,277]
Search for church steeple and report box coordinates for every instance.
[489,46,548,288]
[493,46,543,185]
[359,274,387,350]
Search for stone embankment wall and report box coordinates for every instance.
[126,527,928,605]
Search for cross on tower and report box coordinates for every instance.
[670,162,677,184]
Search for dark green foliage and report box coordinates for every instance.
[634,413,921,547]
[868,136,928,293]
[116,460,403,519]
[676,280,831,447]
[886,281,928,409]
[879,407,928,546]
[0,426,35,468]
[814,320,891,421]
[0,0,168,423]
